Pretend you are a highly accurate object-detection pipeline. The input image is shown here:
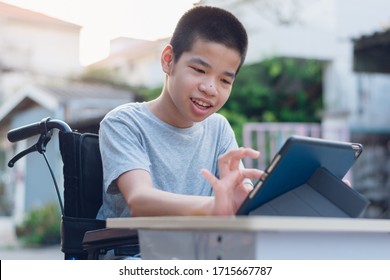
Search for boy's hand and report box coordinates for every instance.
[201,147,263,216]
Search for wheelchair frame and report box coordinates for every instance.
[7,117,138,259]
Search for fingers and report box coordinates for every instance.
[201,167,262,190]
[219,148,260,175]
[241,168,263,180]
[226,147,260,159]
[200,168,219,187]
[202,148,262,194]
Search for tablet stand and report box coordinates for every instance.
[249,167,369,218]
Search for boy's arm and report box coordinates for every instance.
[117,169,214,216]
[117,148,262,216]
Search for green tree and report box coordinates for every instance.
[223,57,324,144]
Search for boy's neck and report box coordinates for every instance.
[147,96,195,129]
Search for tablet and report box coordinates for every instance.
[236,135,363,216]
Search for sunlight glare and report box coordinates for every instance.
[3,0,198,65]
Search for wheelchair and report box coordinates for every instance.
[7,117,139,259]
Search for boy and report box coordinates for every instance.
[96,5,262,220]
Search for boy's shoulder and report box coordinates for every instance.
[104,102,146,120]
[205,113,232,131]
[207,112,229,123]
[108,102,144,114]
[101,102,149,130]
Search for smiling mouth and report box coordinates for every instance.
[190,98,212,109]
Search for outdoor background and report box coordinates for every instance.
[0,0,389,259]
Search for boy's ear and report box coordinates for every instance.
[161,44,174,74]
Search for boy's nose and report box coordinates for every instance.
[200,82,217,96]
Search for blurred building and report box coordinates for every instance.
[0,1,136,233]
[0,1,82,101]
[86,37,169,88]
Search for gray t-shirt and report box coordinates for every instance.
[96,102,239,219]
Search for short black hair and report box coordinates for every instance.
[170,5,248,74]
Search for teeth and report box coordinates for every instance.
[191,98,210,107]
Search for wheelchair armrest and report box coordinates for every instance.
[82,228,139,259]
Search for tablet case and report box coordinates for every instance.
[249,167,369,217]
[237,136,369,218]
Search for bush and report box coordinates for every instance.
[16,203,61,247]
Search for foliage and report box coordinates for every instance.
[137,86,162,101]
[16,203,61,247]
[223,57,324,144]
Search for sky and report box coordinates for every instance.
[3,0,198,65]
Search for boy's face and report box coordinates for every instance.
[162,39,241,127]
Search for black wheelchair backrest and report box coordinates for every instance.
[59,131,107,259]
[59,131,103,218]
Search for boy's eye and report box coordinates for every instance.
[221,79,232,85]
[190,66,205,74]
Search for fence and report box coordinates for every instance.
[242,122,349,170]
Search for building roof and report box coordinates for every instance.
[353,29,390,73]
[0,1,80,29]
[41,82,134,101]
[0,82,136,128]
[88,37,169,68]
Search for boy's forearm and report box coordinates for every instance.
[118,169,215,217]
[128,188,214,217]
